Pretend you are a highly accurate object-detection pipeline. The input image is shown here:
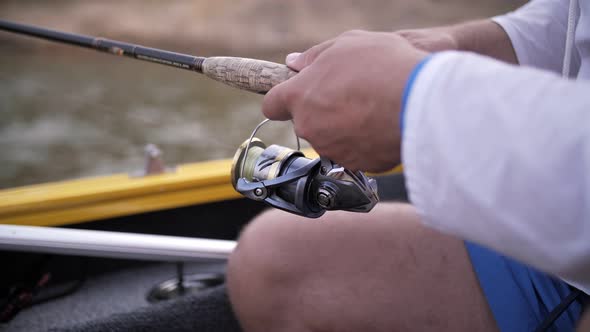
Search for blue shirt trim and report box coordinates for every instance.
[400,55,434,133]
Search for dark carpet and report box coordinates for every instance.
[52,285,241,332]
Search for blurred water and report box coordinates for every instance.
[0,50,299,189]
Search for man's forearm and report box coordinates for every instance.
[449,0,572,73]
[397,19,517,64]
[444,20,518,64]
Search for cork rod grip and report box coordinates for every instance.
[201,57,297,94]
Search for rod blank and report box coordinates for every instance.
[0,19,297,94]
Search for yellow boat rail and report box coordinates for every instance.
[0,149,401,227]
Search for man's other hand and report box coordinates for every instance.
[262,30,427,173]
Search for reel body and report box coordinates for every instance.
[231,137,379,218]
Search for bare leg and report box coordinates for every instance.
[227,203,497,332]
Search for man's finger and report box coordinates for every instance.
[286,38,335,71]
[262,82,292,121]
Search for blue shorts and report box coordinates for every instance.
[465,241,586,332]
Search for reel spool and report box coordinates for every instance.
[231,120,379,218]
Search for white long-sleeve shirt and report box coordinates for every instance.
[402,0,590,293]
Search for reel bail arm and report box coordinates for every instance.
[231,120,379,218]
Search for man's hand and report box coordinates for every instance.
[263,30,427,172]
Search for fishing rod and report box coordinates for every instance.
[0,19,296,94]
[0,19,380,217]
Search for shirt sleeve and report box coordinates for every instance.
[492,0,580,74]
[402,51,590,294]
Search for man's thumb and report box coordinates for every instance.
[285,39,335,71]
[286,53,301,67]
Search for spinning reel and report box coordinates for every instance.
[231,119,379,218]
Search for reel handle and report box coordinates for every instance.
[202,57,297,94]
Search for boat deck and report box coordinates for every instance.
[1,174,407,331]
[6,260,235,331]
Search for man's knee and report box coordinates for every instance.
[226,209,313,331]
[228,208,314,284]
[226,203,423,307]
